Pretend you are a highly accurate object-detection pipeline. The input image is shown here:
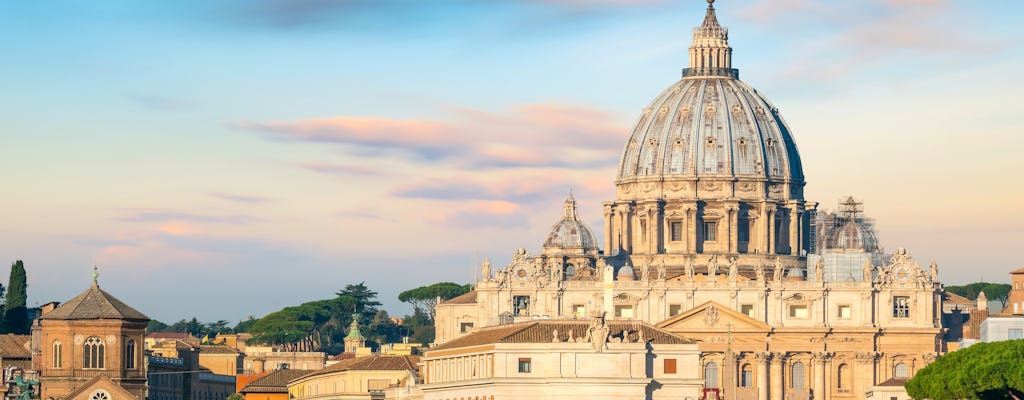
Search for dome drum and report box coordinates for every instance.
[614,177,803,203]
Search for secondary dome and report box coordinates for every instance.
[542,194,599,255]
[617,1,804,186]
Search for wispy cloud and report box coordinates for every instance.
[208,192,272,204]
[297,162,389,177]
[425,200,530,229]
[238,102,626,171]
[736,0,1003,84]
[116,209,262,224]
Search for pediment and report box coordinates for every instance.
[63,374,140,400]
[656,301,771,333]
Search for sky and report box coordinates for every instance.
[1,0,1023,324]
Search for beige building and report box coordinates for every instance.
[421,317,701,400]
[199,345,244,376]
[288,355,419,400]
[435,1,944,399]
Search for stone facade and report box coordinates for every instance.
[434,2,945,399]
[422,318,701,400]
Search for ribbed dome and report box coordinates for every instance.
[826,221,879,252]
[618,78,804,183]
[616,0,803,186]
[542,194,599,254]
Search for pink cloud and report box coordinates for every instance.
[242,102,627,170]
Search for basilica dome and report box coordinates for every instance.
[542,194,599,255]
[616,1,804,189]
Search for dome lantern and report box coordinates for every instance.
[684,0,737,79]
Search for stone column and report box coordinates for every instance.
[603,203,615,254]
[767,207,777,255]
[788,206,802,256]
[813,352,829,400]
[727,204,738,254]
[686,206,697,253]
[755,352,770,400]
[770,352,784,400]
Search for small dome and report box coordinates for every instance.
[826,221,879,252]
[543,194,599,254]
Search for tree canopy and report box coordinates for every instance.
[398,282,471,319]
[946,282,1012,307]
[906,340,1024,400]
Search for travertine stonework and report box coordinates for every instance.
[435,2,944,399]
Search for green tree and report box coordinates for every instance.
[336,282,382,314]
[401,307,435,345]
[4,260,29,334]
[906,340,1024,400]
[234,316,259,333]
[398,282,471,320]
[947,282,1012,308]
[147,320,170,334]
[226,393,244,400]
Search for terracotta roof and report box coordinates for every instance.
[298,355,419,381]
[40,283,148,321]
[147,332,196,340]
[200,345,240,355]
[440,291,477,305]
[943,291,974,305]
[876,378,909,387]
[0,335,30,358]
[240,369,311,393]
[430,320,696,351]
[329,352,356,362]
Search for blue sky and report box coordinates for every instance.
[2,0,1023,324]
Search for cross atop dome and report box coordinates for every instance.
[683,0,737,78]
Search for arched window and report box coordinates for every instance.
[740,364,753,387]
[125,339,136,369]
[791,362,806,388]
[564,264,576,279]
[837,364,850,390]
[894,363,908,379]
[89,390,110,400]
[52,340,62,368]
[704,362,719,388]
[84,337,105,369]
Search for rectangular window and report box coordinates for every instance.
[460,322,474,333]
[518,358,532,373]
[669,304,682,316]
[1009,329,1023,340]
[670,221,683,242]
[664,359,677,374]
[838,305,852,319]
[741,304,754,318]
[640,220,647,243]
[893,296,911,319]
[703,222,718,242]
[615,305,634,318]
[572,304,586,318]
[789,305,808,319]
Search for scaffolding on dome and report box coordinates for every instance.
[808,196,890,282]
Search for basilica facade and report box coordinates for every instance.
[434,1,944,399]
